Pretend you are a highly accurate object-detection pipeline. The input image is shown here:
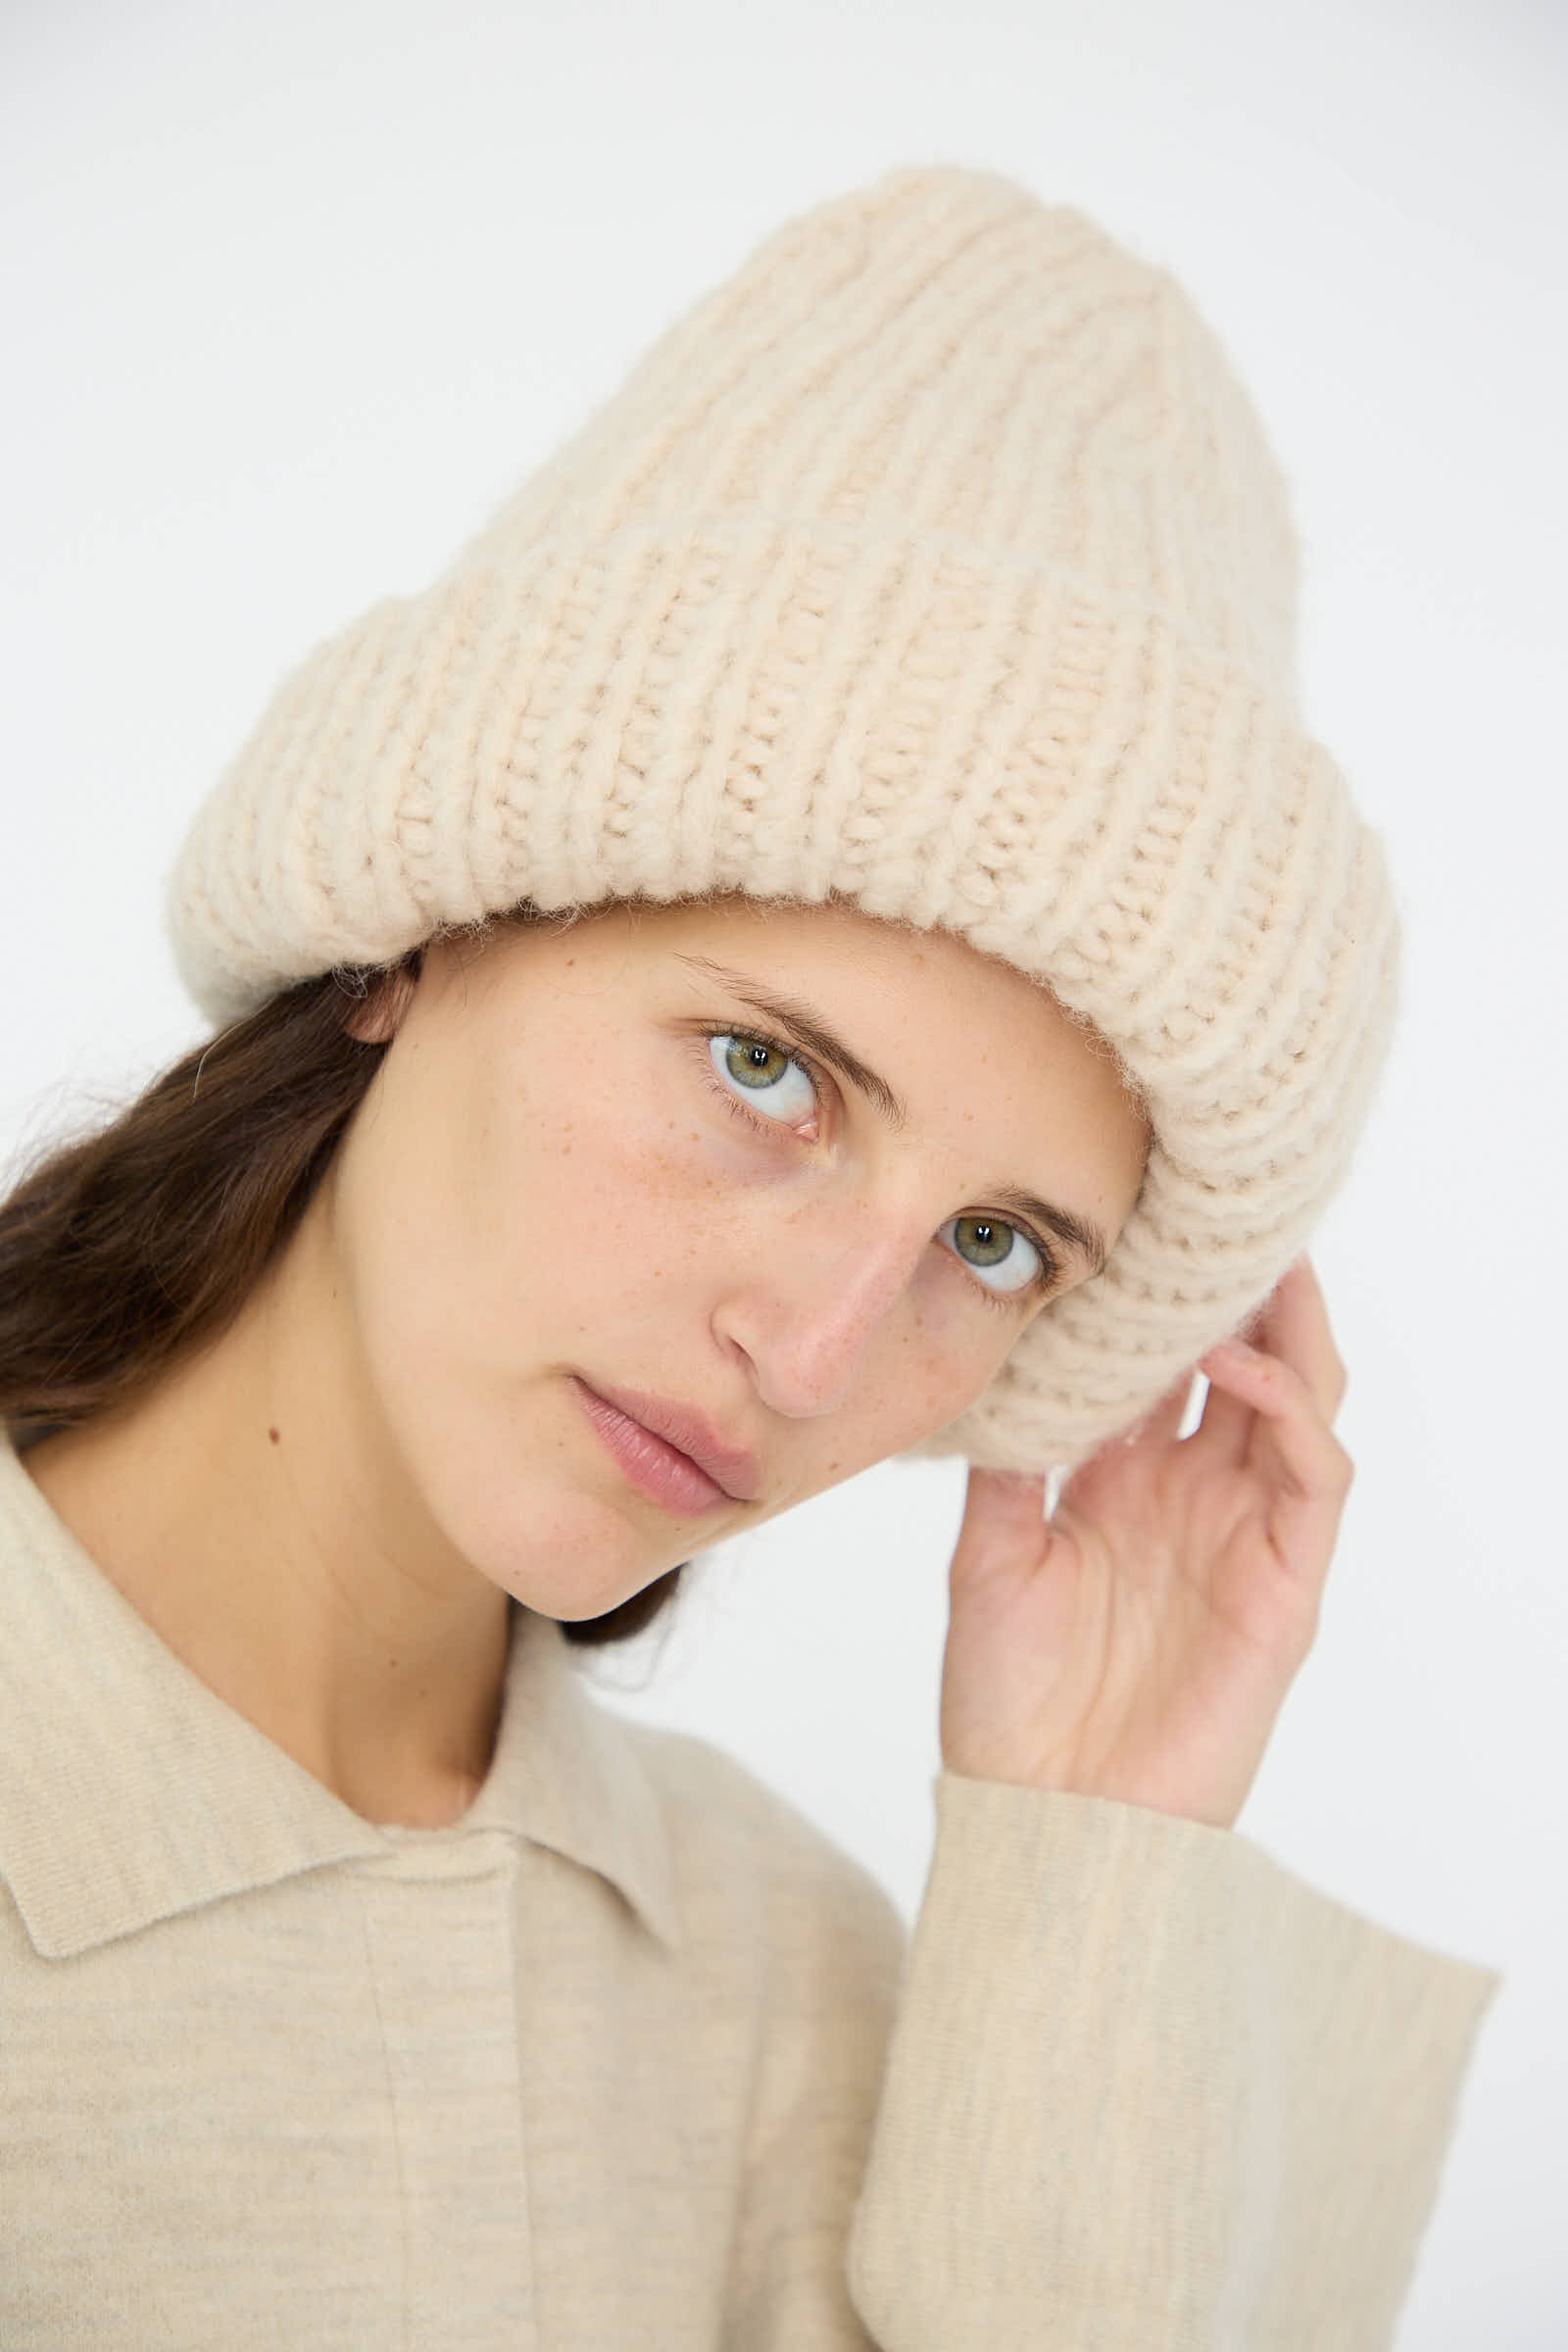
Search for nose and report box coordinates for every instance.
[712,1198,931,1420]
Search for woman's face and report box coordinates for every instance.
[319,896,1151,1620]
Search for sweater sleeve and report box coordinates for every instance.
[845,1773,1501,2352]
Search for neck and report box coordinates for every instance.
[24,1202,513,1831]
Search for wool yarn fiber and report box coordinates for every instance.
[168,164,1398,1472]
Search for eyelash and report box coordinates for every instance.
[698,1027,1059,1311]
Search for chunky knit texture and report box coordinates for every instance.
[167,164,1399,1471]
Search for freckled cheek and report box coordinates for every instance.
[800,1327,1001,1495]
[486,1097,736,1296]
[613,1117,764,1280]
[887,1303,1003,1433]
[595,1087,759,1206]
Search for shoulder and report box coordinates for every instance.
[600,1700,906,1999]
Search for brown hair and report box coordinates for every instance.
[0,960,683,1647]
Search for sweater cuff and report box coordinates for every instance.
[847,1774,1500,2351]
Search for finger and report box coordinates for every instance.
[1191,1257,1345,1473]
[1198,1329,1354,1526]
[1182,1355,1258,1471]
[952,1465,1050,1590]
[1195,1337,1353,1628]
[1118,1369,1205,1453]
[1059,1371,1202,1505]
[1246,1256,1347,1424]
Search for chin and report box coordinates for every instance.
[427,1468,676,1623]
[507,1559,664,1625]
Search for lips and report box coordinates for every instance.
[572,1377,763,1503]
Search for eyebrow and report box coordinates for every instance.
[673,954,1110,1276]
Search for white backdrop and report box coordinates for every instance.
[3,2,1563,2340]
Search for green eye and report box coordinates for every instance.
[724,1037,789,1087]
[955,1215,1011,1267]
[710,1033,817,1123]
[941,1214,1047,1300]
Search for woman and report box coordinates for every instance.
[0,165,1497,2346]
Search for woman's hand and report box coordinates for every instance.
[938,1257,1351,1831]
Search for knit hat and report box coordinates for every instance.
[168,163,1398,1474]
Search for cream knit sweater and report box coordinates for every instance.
[0,1442,1497,2347]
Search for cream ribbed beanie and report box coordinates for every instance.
[168,164,1398,1473]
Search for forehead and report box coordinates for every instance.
[599,893,1040,1008]
[593,892,1148,1142]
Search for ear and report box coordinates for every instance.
[342,951,422,1046]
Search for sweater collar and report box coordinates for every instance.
[0,1441,680,1958]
